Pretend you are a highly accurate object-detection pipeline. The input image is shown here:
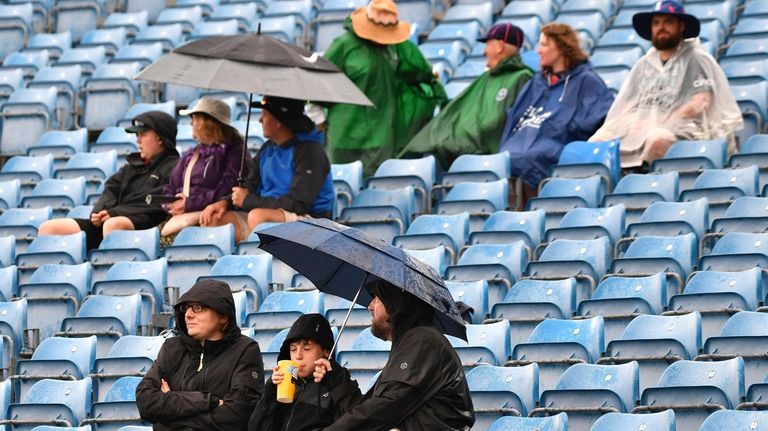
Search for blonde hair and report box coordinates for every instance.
[192,113,244,145]
[541,22,588,71]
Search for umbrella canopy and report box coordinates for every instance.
[134,33,373,106]
[257,218,467,340]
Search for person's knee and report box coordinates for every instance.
[647,137,675,161]
[247,209,266,228]
[38,219,79,236]
[103,217,134,235]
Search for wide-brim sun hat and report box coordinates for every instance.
[179,96,232,126]
[632,0,700,41]
[351,0,410,45]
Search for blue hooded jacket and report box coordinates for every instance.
[499,61,614,187]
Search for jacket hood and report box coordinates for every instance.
[490,54,530,76]
[278,313,335,361]
[368,281,434,344]
[174,279,240,340]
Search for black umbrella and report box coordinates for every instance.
[257,218,467,353]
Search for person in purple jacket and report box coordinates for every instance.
[161,97,251,236]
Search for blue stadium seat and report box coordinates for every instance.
[16,232,86,284]
[531,362,639,431]
[11,336,96,402]
[253,15,301,44]
[50,0,105,43]
[0,4,33,58]
[434,179,508,232]
[176,0,219,15]
[0,179,20,212]
[27,31,73,60]
[85,375,146,430]
[445,280,489,325]
[595,67,630,93]
[0,86,58,156]
[443,80,471,100]
[622,198,709,241]
[731,16,768,40]
[699,410,768,431]
[235,221,282,256]
[2,50,49,81]
[112,42,163,68]
[0,238,15,270]
[336,327,391,390]
[80,62,143,130]
[447,320,510,368]
[591,409,675,431]
[92,258,167,326]
[55,151,117,196]
[405,246,449,278]
[156,5,204,33]
[577,272,667,344]
[21,178,86,218]
[729,134,768,190]
[500,0,555,22]
[263,0,312,27]
[548,139,621,190]
[599,312,702,394]
[18,262,91,346]
[602,172,679,225]
[597,27,651,52]
[231,119,265,154]
[508,316,604,395]
[724,37,768,59]
[466,363,538,428]
[397,0,437,34]
[542,205,625,250]
[704,197,768,252]
[555,11,606,47]
[197,254,273,314]
[487,413,567,431]
[55,46,106,76]
[466,209,545,253]
[445,242,527,305]
[27,129,89,170]
[163,225,235,295]
[66,206,93,220]
[437,154,511,200]
[393,212,470,263]
[337,186,415,244]
[590,46,643,70]
[324,298,367,353]
[91,335,165,403]
[526,236,612,303]
[427,21,484,51]
[0,207,52,254]
[331,160,363,216]
[698,231,768,272]
[88,228,160,283]
[730,78,768,143]
[92,127,138,161]
[0,298,27,376]
[59,294,143,357]
[721,56,768,81]
[132,24,184,52]
[527,175,605,230]
[652,138,728,191]
[5,377,92,429]
[443,2,493,28]
[680,166,759,220]
[634,357,744,431]
[188,19,240,40]
[668,267,762,341]
[103,11,149,38]
[117,101,175,128]
[559,0,616,20]
[418,40,467,76]
[490,278,576,349]
[245,290,324,348]
[80,27,128,57]
[210,2,258,31]
[0,68,25,105]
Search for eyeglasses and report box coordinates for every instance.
[179,303,207,314]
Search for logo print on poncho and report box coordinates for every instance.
[495,88,508,102]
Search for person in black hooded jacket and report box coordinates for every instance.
[136,279,264,431]
[323,279,475,431]
[248,313,360,431]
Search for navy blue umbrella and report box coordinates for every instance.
[256,218,467,345]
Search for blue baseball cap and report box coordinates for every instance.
[632,0,700,41]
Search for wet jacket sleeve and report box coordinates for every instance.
[163,151,188,197]
[137,342,264,430]
[322,381,421,431]
[92,165,126,213]
[240,142,330,215]
[185,142,247,212]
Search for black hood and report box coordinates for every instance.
[278,313,334,361]
[174,279,240,340]
[368,281,434,344]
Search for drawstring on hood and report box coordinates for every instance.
[559,73,571,102]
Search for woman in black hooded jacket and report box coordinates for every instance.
[136,279,265,431]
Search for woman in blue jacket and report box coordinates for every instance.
[499,22,614,201]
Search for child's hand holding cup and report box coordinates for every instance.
[275,360,299,403]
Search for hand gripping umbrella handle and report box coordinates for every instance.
[328,282,365,358]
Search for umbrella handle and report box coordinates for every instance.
[328,283,365,358]
[238,93,254,185]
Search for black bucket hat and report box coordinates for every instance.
[632,0,701,41]
[125,110,178,149]
[255,96,314,134]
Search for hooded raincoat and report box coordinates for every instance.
[498,61,614,187]
[324,18,446,177]
[248,313,360,431]
[590,38,743,167]
[400,54,534,169]
[324,284,474,431]
[136,280,264,431]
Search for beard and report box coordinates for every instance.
[370,317,391,341]
[652,31,683,51]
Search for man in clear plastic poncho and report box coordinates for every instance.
[589,0,743,168]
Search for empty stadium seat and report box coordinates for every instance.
[621,198,709,241]
[245,290,324,348]
[163,225,235,296]
[466,363,539,428]
[680,165,760,220]
[197,254,273,314]
[447,320,510,368]
[393,212,470,263]
[434,179,508,232]
[602,172,679,225]
[0,179,20,213]
[20,178,86,218]
[91,258,167,327]
[366,155,437,214]
[444,242,527,305]
[527,175,605,230]
[405,246,449,278]
[337,186,415,244]
[88,228,161,283]
[91,335,166,403]
[698,231,768,272]
[591,409,675,431]
[331,160,364,217]
[541,205,625,251]
[0,207,52,254]
[487,413,567,431]
[50,0,104,43]
[27,129,89,170]
[59,294,143,357]
[16,232,86,284]
[611,233,698,294]
[465,209,545,253]
[0,86,58,156]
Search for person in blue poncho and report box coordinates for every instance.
[201,96,335,242]
[499,22,615,202]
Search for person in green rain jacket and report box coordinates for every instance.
[399,23,534,169]
[324,0,446,177]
